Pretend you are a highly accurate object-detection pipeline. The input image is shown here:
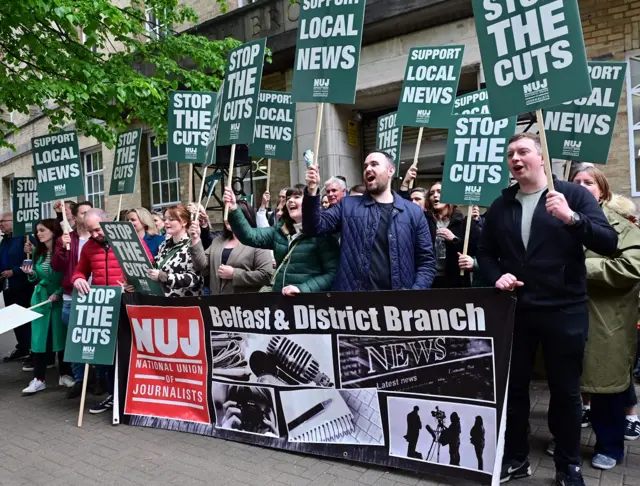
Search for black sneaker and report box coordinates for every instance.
[89,395,113,414]
[21,358,34,372]
[625,419,640,440]
[581,407,590,428]
[556,465,585,486]
[4,349,29,362]
[67,382,83,399]
[500,458,532,483]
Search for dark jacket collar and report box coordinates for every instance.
[363,191,406,211]
[502,175,558,200]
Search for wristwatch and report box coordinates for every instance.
[568,211,581,226]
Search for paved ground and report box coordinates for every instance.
[1,332,640,486]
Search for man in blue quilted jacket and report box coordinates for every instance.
[303,151,436,291]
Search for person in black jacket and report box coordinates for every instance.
[478,133,618,486]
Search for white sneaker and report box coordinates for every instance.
[22,379,46,395]
[58,375,75,388]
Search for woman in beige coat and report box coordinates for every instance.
[189,200,273,295]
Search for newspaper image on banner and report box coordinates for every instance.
[376,112,403,173]
[396,46,464,128]
[440,114,517,207]
[168,91,216,163]
[217,39,266,146]
[472,0,592,119]
[64,287,122,365]
[291,0,366,104]
[543,61,626,163]
[100,222,164,296]
[31,130,85,202]
[454,89,490,115]
[12,178,40,237]
[249,91,296,160]
[109,128,142,195]
[116,288,515,484]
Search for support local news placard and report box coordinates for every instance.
[472,0,592,119]
[12,177,40,237]
[31,131,85,202]
[543,61,626,163]
[396,46,465,129]
[249,91,296,160]
[376,112,403,173]
[440,114,517,206]
[64,287,121,365]
[109,128,142,195]
[291,0,366,104]
[217,39,266,146]
[454,89,491,115]
[168,91,216,163]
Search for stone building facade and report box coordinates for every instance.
[0,0,639,225]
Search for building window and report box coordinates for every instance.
[40,202,53,219]
[145,8,168,40]
[628,51,640,195]
[84,150,104,209]
[149,135,180,209]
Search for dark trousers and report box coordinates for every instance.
[505,306,588,469]
[5,287,32,352]
[33,351,65,381]
[474,444,484,470]
[624,380,638,408]
[591,392,626,461]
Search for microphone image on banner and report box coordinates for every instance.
[263,336,334,387]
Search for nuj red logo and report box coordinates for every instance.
[124,305,210,424]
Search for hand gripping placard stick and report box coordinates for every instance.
[459,206,474,277]
[408,127,424,189]
[535,110,555,192]
[223,144,237,221]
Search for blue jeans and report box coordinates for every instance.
[62,299,84,382]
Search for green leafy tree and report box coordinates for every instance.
[0,0,241,150]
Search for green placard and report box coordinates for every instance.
[63,287,121,365]
[376,112,403,173]
[440,114,517,207]
[100,221,165,296]
[396,46,465,128]
[109,128,142,195]
[543,62,626,164]
[472,0,592,119]
[204,84,224,167]
[12,178,40,237]
[291,0,366,104]
[217,38,266,146]
[205,173,222,198]
[249,91,296,160]
[454,89,490,115]
[31,130,85,202]
[168,91,216,163]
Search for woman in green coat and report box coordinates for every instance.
[570,166,640,470]
[220,184,339,295]
[20,218,67,395]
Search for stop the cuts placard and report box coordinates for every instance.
[376,112,403,173]
[12,177,40,237]
[168,91,216,163]
[472,0,592,119]
[109,128,142,195]
[217,39,266,146]
[440,114,517,207]
[396,46,464,128]
[543,61,626,163]
[31,131,85,202]
[249,91,296,160]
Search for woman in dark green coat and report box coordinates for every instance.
[221,184,339,295]
[20,219,67,395]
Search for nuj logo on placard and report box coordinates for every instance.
[416,110,431,125]
[265,144,276,156]
[54,184,66,196]
[82,346,95,360]
[25,222,33,233]
[523,78,549,105]
[185,146,198,160]
[230,123,240,140]
[464,185,482,202]
[313,78,330,98]
[118,180,125,191]
[562,140,582,157]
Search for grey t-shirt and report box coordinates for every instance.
[515,188,545,249]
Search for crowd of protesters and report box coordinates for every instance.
[1,134,640,486]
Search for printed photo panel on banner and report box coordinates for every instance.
[12,177,40,237]
[248,91,296,161]
[454,89,491,115]
[64,287,122,365]
[31,130,85,202]
[472,0,592,119]
[109,128,142,195]
[543,61,627,163]
[396,46,465,129]
[204,84,224,167]
[440,114,517,207]
[217,38,267,147]
[168,91,216,163]
[376,112,403,173]
[291,0,366,104]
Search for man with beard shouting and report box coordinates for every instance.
[303,151,435,291]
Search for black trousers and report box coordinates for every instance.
[505,305,588,470]
[5,287,32,352]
